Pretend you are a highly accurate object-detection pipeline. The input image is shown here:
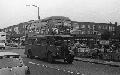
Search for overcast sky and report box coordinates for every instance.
[0,0,120,29]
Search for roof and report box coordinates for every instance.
[0,52,19,56]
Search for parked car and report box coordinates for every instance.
[0,52,30,75]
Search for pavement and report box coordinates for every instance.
[74,57,120,67]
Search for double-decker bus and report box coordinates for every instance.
[24,17,75,63]
[24,34,75,63]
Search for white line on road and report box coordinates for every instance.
[68,71,70,73]
[77,72,80,74]
[37,64,40,65]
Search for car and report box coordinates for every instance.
[0,52,30,75]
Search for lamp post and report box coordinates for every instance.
[26,5,40,20]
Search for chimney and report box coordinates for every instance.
[115,22,117,26]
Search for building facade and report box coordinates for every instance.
[1,16,118,47]
[71,21,116,35]
[71,21,117,48]
[26,16,72,36]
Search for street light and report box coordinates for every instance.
[26,5,40,20]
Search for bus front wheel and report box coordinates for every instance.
[65,55,74,64]
[27,49,34,59]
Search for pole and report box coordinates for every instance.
[26,5,40,20]
[38,7,40,19]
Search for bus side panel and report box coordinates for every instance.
[31,45,48,59]
[47,45,57,56]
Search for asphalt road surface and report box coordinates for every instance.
[3,48,120,75]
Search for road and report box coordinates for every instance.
[3,48,120,75]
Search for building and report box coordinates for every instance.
[26,16,72,36]
[71,21,117,48]
[2,22,28,44]
[71,21,116,35]
[42,16,72,35]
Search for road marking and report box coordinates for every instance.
[68,71,70,73]
[77,72,80,74]
[70,72,73,73]
[57,69,60,70]
[37,64,40,65]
